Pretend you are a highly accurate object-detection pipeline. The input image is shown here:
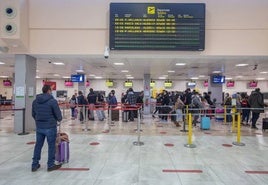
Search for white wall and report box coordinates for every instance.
[28,0,268,55]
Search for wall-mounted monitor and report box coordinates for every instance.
[203,80,208,87]
[226,80,235,87]
[150,80,155,87]
[164,80,173,88]
[64,81,73,87]
[187,81,196,88]
[3,79,12,87]
[124,81,133,87]
[110,3,205,51]
[56,90,67,98]
[212,75,225,83]
[106,80,114,87]
[248,80,258,88]
[86,80,90,87]
[71,74,85,82]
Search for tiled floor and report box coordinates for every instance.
[0,110,268,185]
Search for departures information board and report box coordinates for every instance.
[109,3,205,51]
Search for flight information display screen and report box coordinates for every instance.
[110,3,205,51]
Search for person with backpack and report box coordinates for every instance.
[241,94,250,126]
[77,91,88,123]
[69,94,77,119]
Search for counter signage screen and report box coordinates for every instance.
[212,75,225,84]
[124,81,133,87]
[110,3,205,51]
[71,74,85,82]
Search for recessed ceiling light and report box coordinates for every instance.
[212,71,222,74]
[235,76,243,78]
[191,77,199,80]
[53,74,60,76]
[199,75,206,77]
[114,63,124,65]
[94,76,103,79]
[126,74,132,77]
[0,62,5,65]
[53,62,65,65]
[159,76,166,80]
[168,70,175,73]
[175,63,186,66]
[256,77,265,80]
[76,69,84,73]
[260,71,268,74]
[0,75,9,78]
[121,70,129,73]
[36,76,40,78]
[127,76,134,79]
[163,75,168,77]
[62,76,70,79]
[225,77,233,80]
[89,74,95,77]
[235,64,249,67]
[36,70,39,72]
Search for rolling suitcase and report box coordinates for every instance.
[111,109,119,121]
[201,116,210,130]
[262,118,268,131]
[96,110,104,121]
[55,125,70,163]
[122,111,129,122]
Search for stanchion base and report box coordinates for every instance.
[232,142,245,146]
[133,141,144,146]
[82,128,91,131]
[180,129,188,132]
[18,132,30,135]
[184,143,196,148]
[134,129,143,132]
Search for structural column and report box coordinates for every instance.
[208,76,224,104]
[14,55,36,133]
[143,74,151,115]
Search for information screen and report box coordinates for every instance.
[110,3,205,51]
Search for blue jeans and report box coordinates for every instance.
[32,127,57,168]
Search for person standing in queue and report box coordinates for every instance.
[248,88,265,129]
[31,85,62,172]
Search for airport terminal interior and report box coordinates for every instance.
[0,0,268,185]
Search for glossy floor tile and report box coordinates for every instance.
[0,110,268,185]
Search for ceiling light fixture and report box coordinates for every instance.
[53,62,65,65]
[94,76,103,79]
[62,76,70,79]
[175,63,186,66]
[168,70,175,73]
[225,77,233,80]
[256,77,265,80]
[127,76,134,79]
[121,70,129,73]
[159,76,166,80]
[212,71,222,74]
[191,77,199,80]
[114,63,124,65]
[260,71,268,74]
[0,75,9,78]
[0,62,5,65]
[76,69,84,73]
[235,64,249,67]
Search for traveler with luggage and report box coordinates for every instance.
[31,85,62,172]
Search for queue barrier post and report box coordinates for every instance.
[232,113,245,146]
[83,105,90,131]
[180,107,188,132]
[133,108,144,146]
[224,105,227,124]
[231,107,236,132]
[18,108,29,135]
[184,113,196,148]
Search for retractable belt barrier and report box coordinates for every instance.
[0,107,28,135]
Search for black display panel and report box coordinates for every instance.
[110,3,205,51]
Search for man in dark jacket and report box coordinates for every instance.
[248,88,264,129]
[31,85,62,172]
[126,88,137,121]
